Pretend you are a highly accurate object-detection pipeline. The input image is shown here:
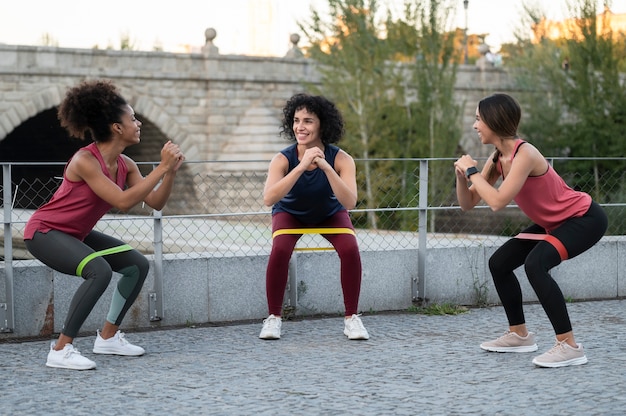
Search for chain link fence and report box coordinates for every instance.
[2,157,626,263]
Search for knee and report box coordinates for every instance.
[336,243,361,262]
[270,240,295,259]
[488,254,505,277]
[523,256,544,283]
[82,258,113,290]
[134,253,150,278]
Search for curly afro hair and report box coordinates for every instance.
[57,79,128,142]
[280,93,345,144]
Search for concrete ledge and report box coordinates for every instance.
[0,237,623,340]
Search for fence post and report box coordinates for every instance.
[1,164,15,332]
[149,164,165,322]
[416,160,428,303]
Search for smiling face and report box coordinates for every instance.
[473,106,496,145]
[115,104,142,144]
[293,107,322,147]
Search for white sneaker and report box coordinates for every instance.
[344,314,369,340]
[46,342,96,370]
[93,330,145,356]
[259,314,282,340]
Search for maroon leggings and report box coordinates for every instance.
[266,210,362,316]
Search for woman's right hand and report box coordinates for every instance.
[160,140,184,171]
[454,164,467,181]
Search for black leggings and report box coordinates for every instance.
[488,202,607,335]
[25,230,148,338]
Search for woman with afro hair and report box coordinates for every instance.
[259,93,369,341]
[24,80,185,370]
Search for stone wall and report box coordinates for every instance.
[0,236,623,340]
[0,44,516,164]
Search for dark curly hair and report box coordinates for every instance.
[280,93,345,144]
[57,80,128,142]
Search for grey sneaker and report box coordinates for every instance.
[259,314,282,340]
[532,339,588,368]
[344,314,369,340]
[46,342,96,370]
[480,331,538,352]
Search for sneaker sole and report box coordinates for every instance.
[532,355,588,368]
[480,344,538,353]
[344,330,369,340]
[259,334,280,340]
[92,348,145,356]
[46,361,96,370]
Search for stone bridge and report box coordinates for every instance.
[0,43,515,214]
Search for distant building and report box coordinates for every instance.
[532,6,626,42]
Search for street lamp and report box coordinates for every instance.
[463,0,469,64]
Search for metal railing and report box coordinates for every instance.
[2,157,626,331]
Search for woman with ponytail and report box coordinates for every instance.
[454,93,607,368]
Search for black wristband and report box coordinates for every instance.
[465,166,479,179]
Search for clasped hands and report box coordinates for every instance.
[161,140,186,172]
[454,154,478,179]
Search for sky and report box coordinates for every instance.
[0,0,625,56]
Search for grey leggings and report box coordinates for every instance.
[25,230,148,338]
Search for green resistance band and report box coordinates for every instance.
[75,244,134,276]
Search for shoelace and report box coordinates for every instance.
[546,339,568,354]
[347,315,366,331]
[496,331,513,340]
[117,332,129,345]
[264,317,280,329]
[63,345,83,359]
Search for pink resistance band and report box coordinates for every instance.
[515,233,569,261]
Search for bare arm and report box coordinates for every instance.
[125,152,185,211]
[455,146,543,212]
[315,149,358,209]
[263,153,302,207]
[263,147,326,207]
[69,141,182,212]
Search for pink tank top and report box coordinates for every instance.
[502,140,591,233]
[24,142,129,241]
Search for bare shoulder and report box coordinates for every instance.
[518,141,545,161]
[517,141,548,174]
[65,148,100,181]
[270,151,288,166]
[69,148,98,169]
[119,153,138,170]
[268,151,289,173]
[335,148,355,163]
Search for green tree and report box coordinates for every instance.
[300,0,396,229]
[386,0,461,231]
[299,0,461,231]
[509,0,626,201]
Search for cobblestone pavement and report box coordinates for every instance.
[1,299,625,415]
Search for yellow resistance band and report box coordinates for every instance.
[272,227,356,239]
[75,244,134,276]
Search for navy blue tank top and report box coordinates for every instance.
[272,144,344,224]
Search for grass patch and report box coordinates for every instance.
[407,303,469,316]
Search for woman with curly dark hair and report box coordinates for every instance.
[259,93,368,341]
[24,80,185,370]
